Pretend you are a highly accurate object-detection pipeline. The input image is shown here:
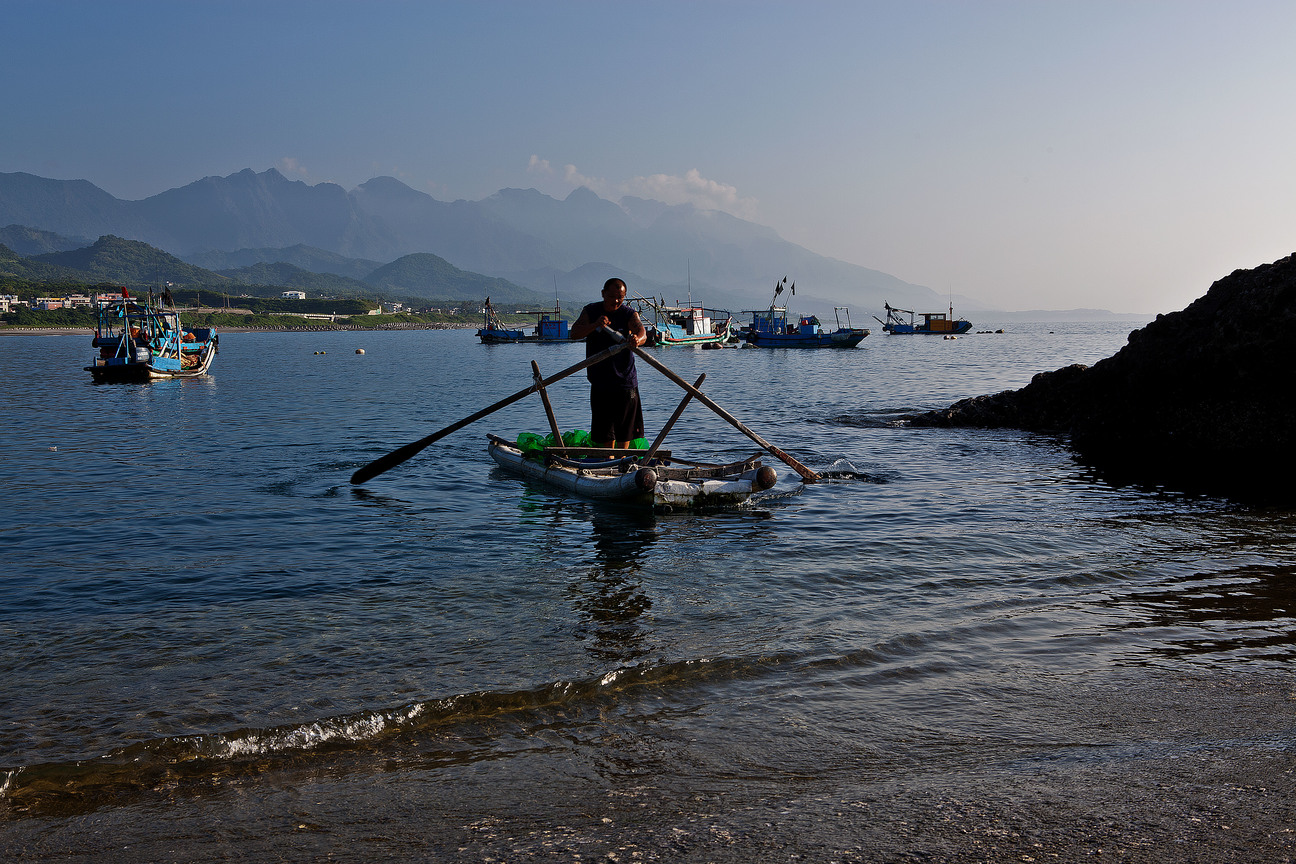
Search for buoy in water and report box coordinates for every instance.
[355,348,365,355]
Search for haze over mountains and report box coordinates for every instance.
[0,168,1138,319]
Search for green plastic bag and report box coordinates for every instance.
[630,437,649,450]
[562,429,592,447]
[516,431,546,455]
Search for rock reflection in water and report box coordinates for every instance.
[1100,563,1296,664]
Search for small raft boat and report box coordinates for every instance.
[487,434,777,511]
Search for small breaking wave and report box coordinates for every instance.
[816,458,888,484]
[0,653,800,818]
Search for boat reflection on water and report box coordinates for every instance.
[568,511,660,663]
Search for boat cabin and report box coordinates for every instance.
[920,312,958,332]
[535,314,569,340]
[666,307,712,339]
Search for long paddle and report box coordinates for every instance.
[632,345,821,483]
[645,373,704,462]
[595,327,821,483]
[531,360,564,444]
[350,339,632,484]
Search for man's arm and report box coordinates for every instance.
[570,307,603,340]
[627,310,648,346]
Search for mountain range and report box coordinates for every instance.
[0,167,1141,320]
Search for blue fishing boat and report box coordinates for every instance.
[476,297,569,344]
[875,302,972,335]
[740,278,867,348]
[85,290,218,382]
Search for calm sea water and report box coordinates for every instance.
[2,323,1294,860]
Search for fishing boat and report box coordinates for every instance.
[476,297,569,344]
[85,290,218,382]
[740,279,867,348]
[487,434,776,511]
[629,296,733,347]
[875,302,972,335]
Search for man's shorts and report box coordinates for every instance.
[590,386,644,445]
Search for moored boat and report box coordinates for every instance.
[487,434,777,512]
[740,279,867,348]
[875,302,972,335]
[85,290,218,382]
[477,297,569,344]
[630,297,733,347]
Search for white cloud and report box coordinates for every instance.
[276,157,310,180]
[562,163,609,196]
[540,158,759,220]
[621,169,758,219]
[527,155,553,175]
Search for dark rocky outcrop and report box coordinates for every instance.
[907,253,1296,501]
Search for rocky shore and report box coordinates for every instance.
[906,253,1296,501]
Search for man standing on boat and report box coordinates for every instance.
[570,277,648,448]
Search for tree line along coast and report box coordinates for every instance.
[0,228,564,332]
[0,287,528,332]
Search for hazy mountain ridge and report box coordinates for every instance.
[186,244,382,279]
[0,167,1140,317]
[1,224,93,256]
[214,261,373,295]
[0,168,949,315]
[32,235,232,285]
[0,242,91,283]
[1,231,550,308]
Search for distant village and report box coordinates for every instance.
[0,289,436,322]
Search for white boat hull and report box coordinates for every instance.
[487,438,774,510]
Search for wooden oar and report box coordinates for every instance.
[645,373,704,461]
[531,360,564,445]
[350,339,631,484]
[631,343,822,483]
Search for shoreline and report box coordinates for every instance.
[0,323,479,335]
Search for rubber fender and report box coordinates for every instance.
[754,465,778,490]
[635,468,657,491]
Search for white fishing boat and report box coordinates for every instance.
[487,435,776,512]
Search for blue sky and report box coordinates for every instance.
[5,0,1295,314]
